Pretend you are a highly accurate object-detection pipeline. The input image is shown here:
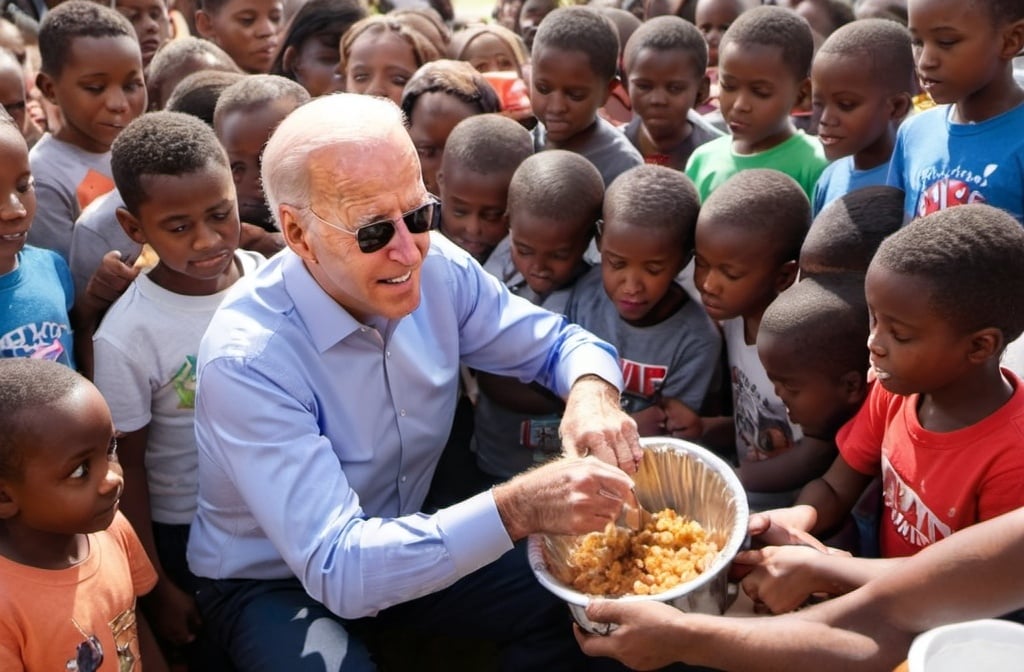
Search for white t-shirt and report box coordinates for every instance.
[723,317,803,510]
[93,249,264,524]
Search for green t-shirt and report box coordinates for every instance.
[684,130,828,203]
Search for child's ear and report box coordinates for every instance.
[278,203,318,263]
[115,207,147,245]
[605,76,618,102]
[839,369,867,405]
[999,18,1024,61]
[35,71,57,105]
[282,45,299,77]
[435,169,444,191]
[888,92,913,123]
[791,76,812,116]
[966,327,1004,365]
[194,10,215,39]
[774,259,798,294]
[695,74,711,108]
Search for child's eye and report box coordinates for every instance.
[718,81,735,92]
[513,247,533,257]
[752,88,773,99]
[568,92,587,102]
[390,76,409,87]
[16,176,33,193]
[108,437,119,461]
[667,84,686,95]
[837,100,859,112]
[83,85,104,94]
[416,146,438,159]
[534,84,551,95]
[69,462,89,479]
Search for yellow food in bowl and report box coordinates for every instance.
[567,508,719,597]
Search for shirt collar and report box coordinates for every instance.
[281,252,366,353]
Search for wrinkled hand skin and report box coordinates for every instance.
[574,600,688,671]
[493,456,635,540]
[559,375,643,474]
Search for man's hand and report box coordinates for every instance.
[560,375,642,473]
[574,600,688,670]
[493,456,635,540]
[144,579,203,646]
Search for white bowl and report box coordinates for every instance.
[529,438,750,634]
[908,619,1024,671]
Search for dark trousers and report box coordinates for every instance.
[195,542,613,672]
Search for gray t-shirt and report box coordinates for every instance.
[623,110,724,172]
[68,188,140,299]
[532,116,643,186]
[566,268,722,414]
[473,236,590,479]
[27,133,115,260]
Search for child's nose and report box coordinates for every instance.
[0,191,26,219]
[100,462,124,496]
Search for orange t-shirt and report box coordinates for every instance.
[0,512,157,671]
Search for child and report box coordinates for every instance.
[214,74,310,233]
[164,69,246,127]
[693,169,811,509]
[195,0,284,74]
[437,113,534,264]
[567,164,722,439]
[811,19,914,216]
[888,0,1024,223]
[93,111,264,658]
[0,48,38,149]
[693,0,751,115]
[621,15,723,171]
[270,0,367,97]
[451,23,529,77]
[474,150,603,481]
[0,357,157,670]
[27,1,147,261]
[684,6,827,202]
[529,6,643,186]
[800,185,905,279]
[146,37,242,112]
[738,204,1024,614]
[400,59,502,196]
[0,111,75,367]
[757,274,869,456]
[518,0,558,52]
[340,15,441,105]
[114,0,174,68]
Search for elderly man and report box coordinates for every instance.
[187,93,642,670]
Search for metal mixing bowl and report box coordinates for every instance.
[528,437,750,634]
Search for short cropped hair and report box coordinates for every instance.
[340,16,442,75]
[761,273,868,378]
[987,0,1024,24]
[111,111,230,214]
[532,6,619,82]
[165,70,246,127]
[0,358,87,480]
[871,204,1024,343]
[400,60,502,122]
[441,113,534,178]
[270,0,367,79]
[507,149,603,230]
[604,164,700,250]
[598,7,642,58]
[801,186,904,279]
[38,1,136,78]
[147,37,242,110]
[700,169,810,263]
[214,74,310,129]
[389,7,452,53]
[623,15,708,77]
[720,5,814,80]
[816,18,914,94]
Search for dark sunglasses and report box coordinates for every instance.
[75,635,104,672]
[308,198,440,253]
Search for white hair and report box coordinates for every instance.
[261,93,408,226]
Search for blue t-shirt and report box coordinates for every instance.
[887,103,1024,224]
[0,245,75,367]
[813,157,890,217]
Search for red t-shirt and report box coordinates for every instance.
[839,372,1024,557]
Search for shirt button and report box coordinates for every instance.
[401,476,407,483]
[387,351,391,358]
[359,327,367,333]
[400,409,406,416]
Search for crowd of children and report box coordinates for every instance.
[2,0,1024,669]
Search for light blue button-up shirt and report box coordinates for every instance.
[187,234,623,618]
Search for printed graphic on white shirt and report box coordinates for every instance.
[732,364,795,463]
